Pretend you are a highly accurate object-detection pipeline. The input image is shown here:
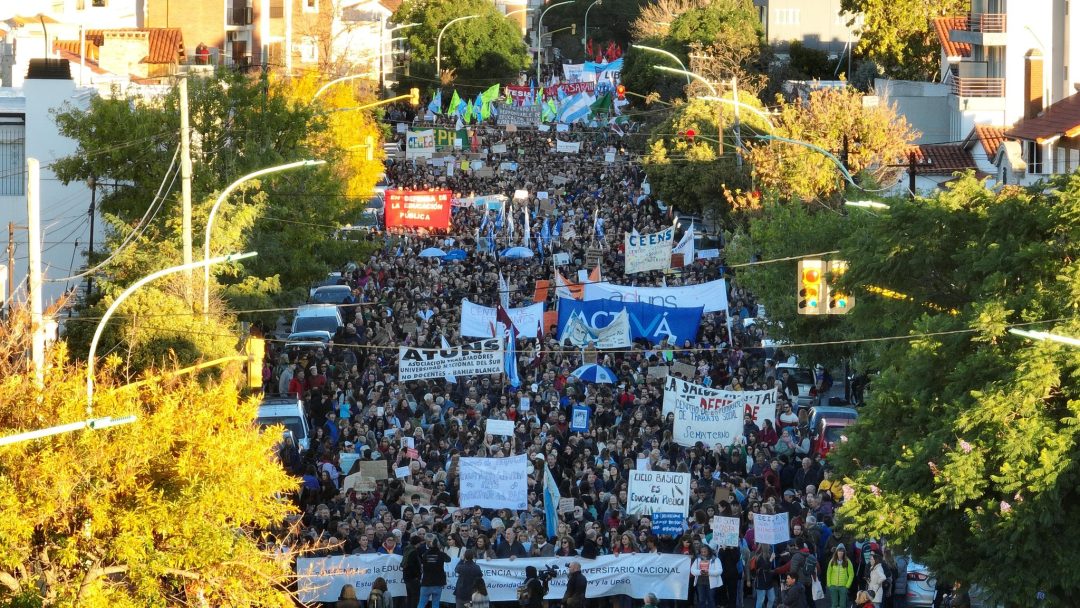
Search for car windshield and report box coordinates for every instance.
[257,416,305,442]
[824,426,846,443]
[313,290,349,304]
[784,368,814,385]
[293,316,338,334]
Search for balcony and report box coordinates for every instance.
[950,76,1005,98]
[227,5,253,26]
[950,13,1007,45]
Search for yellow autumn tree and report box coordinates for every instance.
[0,310,298,607]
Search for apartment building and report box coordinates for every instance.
[755,0,863,56]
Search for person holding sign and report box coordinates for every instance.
[691,545,723,608]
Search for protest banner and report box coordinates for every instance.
[339,452,359,476]
[555,140,581,154]
[492,143,508,154]
[636,457,650,470]
[357,460,388,480]
[430,127,466,150]
[460,299,544,338]
[652,513,685,536]
[604,151,616,163]
[558,309,632,349]
[663,377,778,446]
[453,194,507,210]
[385,189,453,230]
[698,248,720,260]
[711,516,741,547]
[543,81,596,98]
[405,129,435,159]
[624,227,675,274]
[498,104,540,127]
[486,419,515,437]
[570,405,591,432]
[395,466,411,479]
[627,470,691,516]
[583,279,729,313]
[341,472,375,494]
[647,366,669,379]
[557,297,703,346]
[296,553,690,604]
[754,512,790,545]
[398,338,503,381]
[671,361,696,378]
[458,454,528,510]
[504,85,531,105]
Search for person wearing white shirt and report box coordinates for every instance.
[690,545,723,608]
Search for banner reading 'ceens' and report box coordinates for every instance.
[384,189,452,230]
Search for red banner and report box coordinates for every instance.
[384,189,452,230]
[543,81,596,99]
[505,85,531,106]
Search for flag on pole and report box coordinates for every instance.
[448,89,463,117]
[498,271,511,310]
[440,335,457,383]
[473,94,484,122]
[553,216,563,238]
[523,211,532,248]
[673,220,696,266]
[481,83,500,120]
[557,92,594,124]
[428,89,443,115]
[540,217,551,249]
[543,464,561,539]
[496,304,521,388]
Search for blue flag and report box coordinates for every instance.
[473,94,483,122]
[553,216,562,238]
[540,218,551,248]
[428,89,442,115]
[543,464,561,539]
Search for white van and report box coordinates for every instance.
[291,303,344,335]
[256,396,311,452]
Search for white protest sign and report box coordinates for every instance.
[486,419,515,437]
[754,512,790,545]
[396,122,407,133]
[636,457,650,471]
[395,466,411,479]
[398,338,503,382]
[406,129,436,159]
[556,140,581,153]
[460,299,544,338]
[711,516,741,547]
[604,151,615,163]
[553,252,570,266]
[493,143,508,154]
[556,123,570,132]
[514,189,530,200]
[624,227,675,274]
[627,470,691,516]
[698,248,720,260]
[664,377,777,447]
[458,454,528,510]
[558,497,577,514]
[559,309,632,349]
[297,554,691,605]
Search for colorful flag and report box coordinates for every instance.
[543,464,560,539]
[496,304,521,388]
[448,89,463,116]
[473,94,484,122]
[428,89,442,115]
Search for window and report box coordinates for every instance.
[774,8,800,25]
[0,119,26,196]
[303,0,317,13]
[1026,141,1044,174]
[299,36,319,63]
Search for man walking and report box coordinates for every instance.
[419,534,451,608]
[454,550,483,608]
[563,562,588,608]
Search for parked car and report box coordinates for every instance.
[256,396,310,452]
[808,405,858,458]
[291,304,343,335]
[308,271,347,298]
[905,560,994,607]
[310,284,353,304]
[775,361,816,410]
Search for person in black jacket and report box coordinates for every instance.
[781,571,808,608]
[563,562,588,608]
[523,566,546,608]
[402,536,424,608]
[418,535,450,608]
[454,550,483,608]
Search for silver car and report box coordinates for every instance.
[905,560,993,607]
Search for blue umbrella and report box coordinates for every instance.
[418,247,447,258]
[571,363,619,384]
[501,246,535,259]
[443,248,467,261]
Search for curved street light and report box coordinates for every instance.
[653,65,716,95]
[312,55,403,100]
[203,160,326,317]
[437,14,481,78]
[582,0,602,52]
[537,1,575,85]
[87,252,258,411]
[632,44,690,84]
[698,95,776,130]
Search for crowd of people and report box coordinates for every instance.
[267,108,910,608]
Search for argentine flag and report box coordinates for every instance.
[557,92,594,124]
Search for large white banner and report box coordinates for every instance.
[584,279,729,313]
[663,377,778,447]
[754,512,790,545]
[624,228,675,274]
[406,129,436,159]
[398,339,503,382]
[558,309,632,349]
[556,140,581,153]
[460,299,544,338]
[627,470,691,516]
[297,554,690,604]
[458,454,528,510]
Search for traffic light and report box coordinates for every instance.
[571,24,577,35]
[245,335,265,390]
[827,260,854,314]
[683,128,696,142]
[797,259,826,315]
[616,84,626,100]
[409,87,420,106]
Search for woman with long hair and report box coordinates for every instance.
[367,577,390,608]
[826,544,854,608]
[747,543,777,608]
[690,544,722,608]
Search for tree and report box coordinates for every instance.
[840,0,966,80]
[630,0,709,41]
[0,311,296,606]
[642,95,771,221]
[728,173,1080,604]
[393,0,528,89]
[747,87,917,202]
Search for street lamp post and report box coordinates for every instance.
[582,0,601,54]
[536,1,575,86]
[633,44,690,85]
[437,14,481,79]
[87,252,257,412]
[654,65,716,95]
[203,161,326,318]
[313,56,403,100]
[1009,328,1080,347]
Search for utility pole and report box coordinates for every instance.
[27,158,44,388]
[908,150,917,200]
[732,77,742,166]
[86,176,97,298]
[6,222,14,305]
[179,76,194,304]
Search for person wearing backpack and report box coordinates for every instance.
[826,545,855,608]
[519,566,547,608]
[774,542,815,608]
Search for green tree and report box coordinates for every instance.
[393,0,529,88]
[0,312,296,607]
[730,173,1080,604]
[840,0,966,80]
